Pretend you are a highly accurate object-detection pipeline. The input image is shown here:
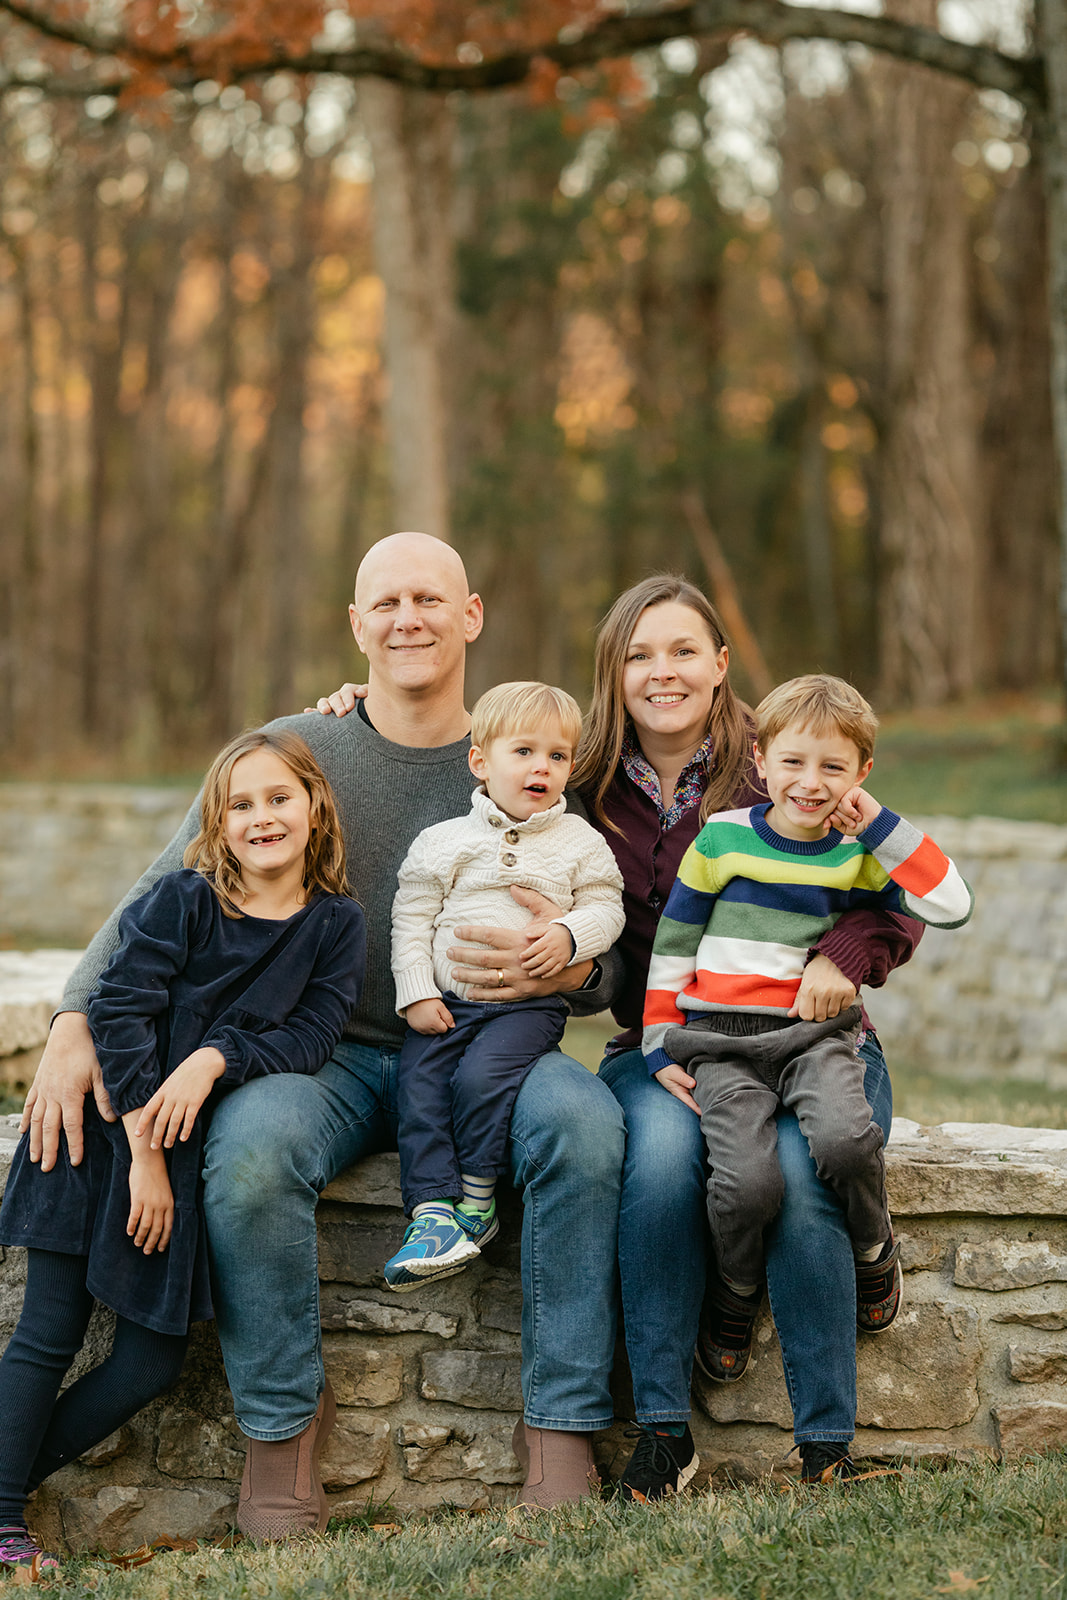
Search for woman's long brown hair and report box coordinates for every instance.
[572,575,754,831]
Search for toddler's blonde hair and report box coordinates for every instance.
[471,681,583,753]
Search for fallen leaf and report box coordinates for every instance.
[935,1573,989,1593]
[514,1533,548,1547]
[371,1523,402,1536]
[489,1535,510,1550]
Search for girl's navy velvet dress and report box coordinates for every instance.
[0,870,365,1336]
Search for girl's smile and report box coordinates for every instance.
[224,750,312,885]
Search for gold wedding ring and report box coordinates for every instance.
[496,968,506,988]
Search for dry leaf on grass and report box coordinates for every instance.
[104,1535,200,1570]
[935,1572,990,1593]
[371,1524,402,1536]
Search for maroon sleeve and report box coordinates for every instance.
[813,909,923,990]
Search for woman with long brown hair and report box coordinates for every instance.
[576,575,919,1500]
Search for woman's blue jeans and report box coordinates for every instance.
[599,1032,892,1440]
[202,1039,625,1440]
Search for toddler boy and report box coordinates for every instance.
[385,681,625,1289]
[643,674,973,1364]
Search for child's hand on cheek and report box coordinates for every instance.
[828,786,882,836]
[405,998,455,1035]
[654,1063,701,1116]
[520,923,573,980]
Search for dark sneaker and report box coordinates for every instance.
[619,1425,699,1504]
[798,1441,902,1485]
[855,1236,903,1332]
[695,1276,762,1383]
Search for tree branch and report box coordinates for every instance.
[0,0,1044,108]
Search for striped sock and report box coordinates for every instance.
[460,1175,496,1212]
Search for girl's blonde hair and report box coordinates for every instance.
[572,574,754,831]
[471,681,583,753]
[184,729,348,916]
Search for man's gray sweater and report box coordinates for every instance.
[62,710,617,1050]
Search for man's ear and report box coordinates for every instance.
[464,592,484,644]
[349,602,364,653]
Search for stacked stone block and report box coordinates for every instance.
[3,1114,1067,1552]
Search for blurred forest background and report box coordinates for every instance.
[0,0,1059,775]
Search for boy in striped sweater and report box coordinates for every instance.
[643,675,972,1360]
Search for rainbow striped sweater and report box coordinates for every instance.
[643,802,973,1077]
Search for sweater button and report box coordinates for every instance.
[505,829,519,844]
[491,816,503,827]
[502,852,517,866]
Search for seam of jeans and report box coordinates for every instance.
[523,1415,612,1432]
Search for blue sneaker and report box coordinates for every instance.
[456,1198,499,1248]
[383,1208,480,1292]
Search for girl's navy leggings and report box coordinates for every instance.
[0,1249,187,1525]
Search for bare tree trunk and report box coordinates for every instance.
[1035,0,1067,709]
[876,0,984,705]
[983,152,1059,688]
[359,77,455,542]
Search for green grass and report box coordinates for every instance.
[50,1457,1067,1600]
[870,692,1067,824]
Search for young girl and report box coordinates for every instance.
[0,730,365,1572]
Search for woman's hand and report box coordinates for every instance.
[447,888,593,1001]
[654,1063,701,1115]
[789,954,857,1022]
[304,683,367,716]
[135,1048,226,1149]
[127,1156,175,1254]
[404,998,455,1035]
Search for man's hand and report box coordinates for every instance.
[520,923,573,980]
[135,1047,226,1150]
[21,1011,115,1171]
[654,1063,701,1115]
[448,887,593,1001]
[789,954,857,1022]
[127,1151,175,1254]
[303,682,367,716]
[404,997,455,1035]
[827,786,882,836]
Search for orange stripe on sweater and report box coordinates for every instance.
[890,834,948,896]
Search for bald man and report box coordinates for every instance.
[25,534,625,1535]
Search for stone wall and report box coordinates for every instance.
[862,814,1067,1090]
[0,784,196,947]
[2,1114,1066,1553]
[4,795,1067,1086]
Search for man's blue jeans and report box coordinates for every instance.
[202,1039,625,1440]
[598,1032,892,1439]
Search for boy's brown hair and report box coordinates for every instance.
[184,729,348,916]
[755,674,879,766]
[471,681,583,753]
